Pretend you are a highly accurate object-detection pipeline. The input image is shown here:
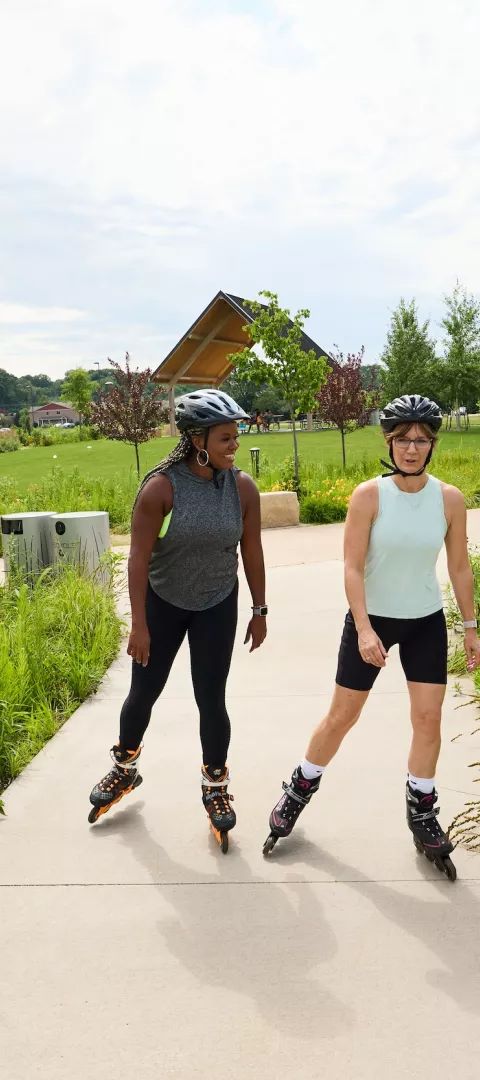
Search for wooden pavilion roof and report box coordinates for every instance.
[152,291,330,389]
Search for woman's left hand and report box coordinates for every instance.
[464,630,480,672]
[244,616,267,652]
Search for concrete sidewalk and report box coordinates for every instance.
[2,519,480,1079]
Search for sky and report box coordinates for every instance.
[1,0,480,380]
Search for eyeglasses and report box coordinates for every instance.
[393,437,432,449]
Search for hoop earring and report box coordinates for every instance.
[197,449,210,467]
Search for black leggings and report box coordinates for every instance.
[119,582,238,769]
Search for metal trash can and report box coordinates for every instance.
[50,511,110,579]
[1,512,55,578]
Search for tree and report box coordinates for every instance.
[380,299,437,401]
[230,291,329,490]
[434,283,480,429]
[316,348,375,467]
[222,373,288,416]
[90,353,168,478]
[360,363,383,391]
[18,407,32,432]
[61,368,93,425]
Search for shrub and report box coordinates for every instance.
[0,466,138,535]
[0,562,123,805]
[301,494,348,523]
[0,432,20,453]
[445,549,480,849]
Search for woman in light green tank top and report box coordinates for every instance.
[265,395,480,879]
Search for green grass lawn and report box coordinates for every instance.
[2,425,480,487]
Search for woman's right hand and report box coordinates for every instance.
[127,624,151,667]
[357,625,388,668]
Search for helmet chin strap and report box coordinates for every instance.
[381,443,431,478]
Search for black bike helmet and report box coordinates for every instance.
[175,389,250,431]
[380,394,442,433]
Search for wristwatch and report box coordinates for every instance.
[463,619,477,629]
[252,605,268,617]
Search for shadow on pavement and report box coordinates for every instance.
[90,802,356,1039]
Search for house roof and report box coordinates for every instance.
[152,291,330,389]
[32,401,75,411]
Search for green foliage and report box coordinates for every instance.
[232,290,329,489]
[0,465,138,535]
[18,408,32,432]
[434,283,480,418]
[301,494,348,523]
[222,374,288,415]
[2,428,480,533]
[445,548,480,849]
[0,564,122,799]
[61,367,93,422]
[90,354,167,478]
[0,432,19,453]
[360,363,383,391]
[380,298,437,402]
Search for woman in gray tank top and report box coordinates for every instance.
[265,395,480,880]
[89,389,267,850]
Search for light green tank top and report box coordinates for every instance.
[364,475,447,619]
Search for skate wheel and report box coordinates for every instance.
[221,832,229,854]
[88,807,100,824]
[263,834,278,856]
[439,856,457,882]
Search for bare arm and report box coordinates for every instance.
[444,485,480,671]
[238,472,267,652]
[127,474,172,665]
[344,481,387,668]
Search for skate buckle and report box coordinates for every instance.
[282,781,309,807]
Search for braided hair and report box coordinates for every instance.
[133,427,204,510]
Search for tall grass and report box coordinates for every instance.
[0,466,138,533]
[0,562,122,810]
[1,446,480,536]
[445,550,480,850]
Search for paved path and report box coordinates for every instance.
[2,518,480,1079]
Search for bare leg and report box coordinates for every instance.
[407,681,445,778]
[305,684,370,765]
[266,684,370,844]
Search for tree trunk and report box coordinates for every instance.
[290,408,300,493]
[134,441,140,479]
[340,426,346,468]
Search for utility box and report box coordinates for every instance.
[50,512,110,579]
[1,512,55,578]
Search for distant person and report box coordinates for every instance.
[246,410,263,434]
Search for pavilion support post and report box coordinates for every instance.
[168,387,176,436]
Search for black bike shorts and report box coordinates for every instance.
[335,608,448,691]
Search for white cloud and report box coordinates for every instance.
[0,0,479,373]
[0,303,85,324]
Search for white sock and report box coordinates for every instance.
[408,772,434,795]
[300,759,325,780]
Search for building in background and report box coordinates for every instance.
[31,401,80,426]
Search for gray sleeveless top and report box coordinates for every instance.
[148,462,243,610]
